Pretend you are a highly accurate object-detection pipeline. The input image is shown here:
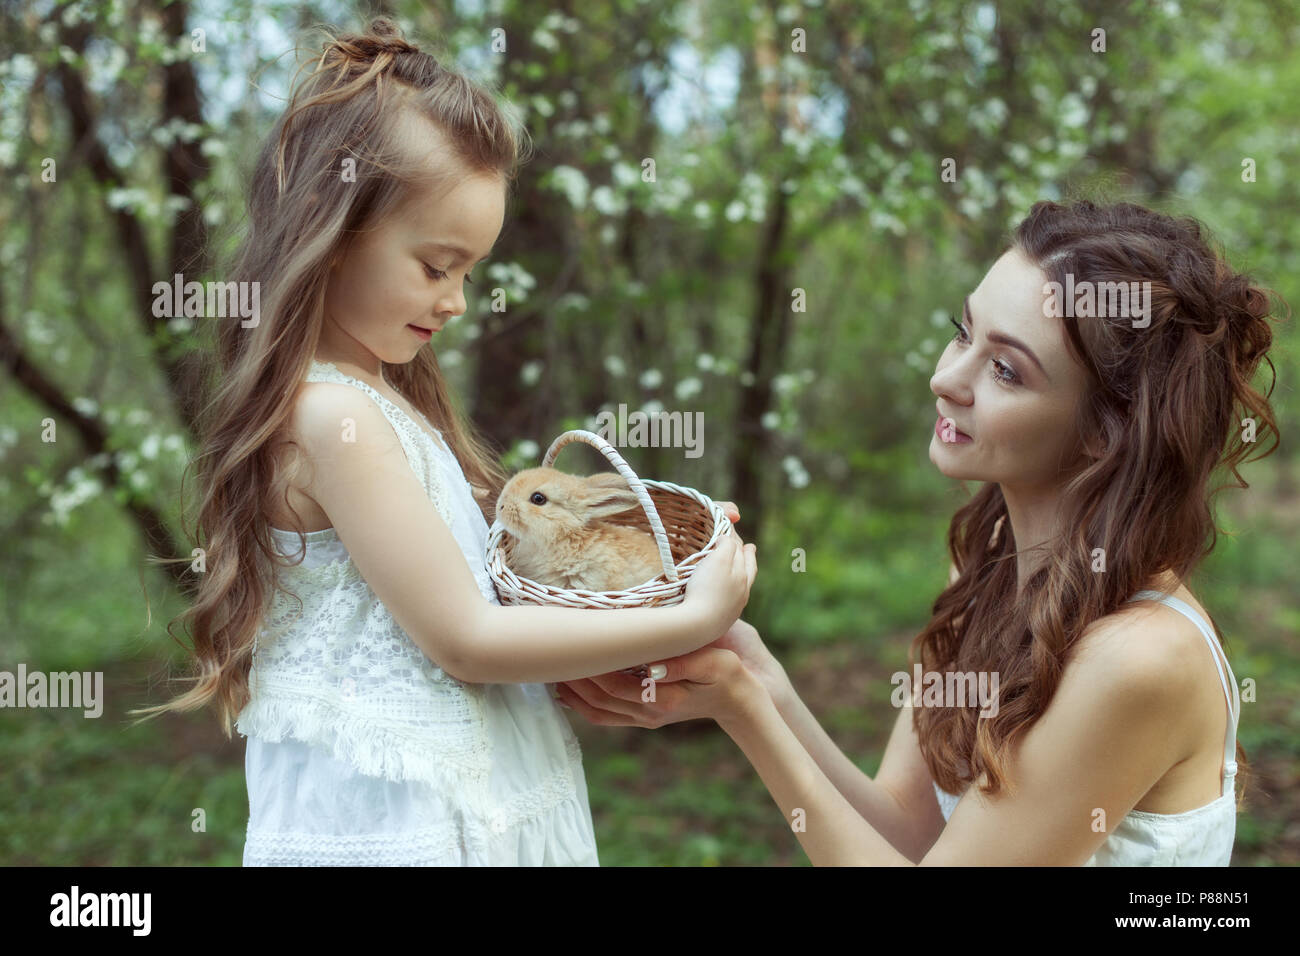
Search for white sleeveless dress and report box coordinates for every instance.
[933,589,1240,865]
[236,359,599,865]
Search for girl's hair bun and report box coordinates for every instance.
[325,16,421,65]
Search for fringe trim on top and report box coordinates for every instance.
[237,692,494,818]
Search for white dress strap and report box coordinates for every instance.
[1127,590,1239,797]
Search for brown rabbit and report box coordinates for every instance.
[495,468,667,591]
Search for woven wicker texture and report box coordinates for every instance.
[485,430,730,608]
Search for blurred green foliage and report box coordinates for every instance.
[1,0,1296,865]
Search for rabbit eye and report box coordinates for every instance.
[529,492,547,505]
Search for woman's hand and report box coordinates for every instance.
[680,501,757,637]
[554,642,766,729]
[690,504,781,694]
[708,618,790,707]
[555,500,776,727]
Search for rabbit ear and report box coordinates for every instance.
[584,472,635,489]
[573,473,641,520]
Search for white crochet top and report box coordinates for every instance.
[236,359,599,865]
[933,590,1239,866]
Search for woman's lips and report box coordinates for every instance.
[935,414,973,443]
[408,324,434,341]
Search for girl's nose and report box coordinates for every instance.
[437,285,467,319]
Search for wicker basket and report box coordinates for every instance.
[485,429,731,608]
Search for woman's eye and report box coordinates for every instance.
[950,314,1019,385]
[990,359,1020,385]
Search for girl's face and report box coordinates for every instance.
[323,171,505,366]
[928,247,1094,492]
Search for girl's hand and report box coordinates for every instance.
[681,501,756,636]
[554,644,765,729]
[706,504,787,698]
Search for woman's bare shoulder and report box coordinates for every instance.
[1068,593,1212,729]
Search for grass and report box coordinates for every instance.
[2,470,1297,866]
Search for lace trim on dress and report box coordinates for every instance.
[481,734,584,835]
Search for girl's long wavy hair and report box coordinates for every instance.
[132,17,529,735]
[913,199,1282,807]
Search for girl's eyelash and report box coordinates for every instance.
[949,314,1020,385]
[422,263,474,285]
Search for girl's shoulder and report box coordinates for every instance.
[290,380,403,453]
[299,366,452,458]
[266,382,391,534]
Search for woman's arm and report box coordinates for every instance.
[767,686,946,862]
[561,649,941,862]
[723,676,916,865]
[294,384,754,684]
[561,619,946,860]
[717,605,1198,865]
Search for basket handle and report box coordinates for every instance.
[543,429,679,582]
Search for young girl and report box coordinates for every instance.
[135,18,756,866]
[555,199,1282,866]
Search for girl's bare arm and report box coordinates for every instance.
[294,384,753,683]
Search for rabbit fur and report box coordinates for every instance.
[495,468,667,592]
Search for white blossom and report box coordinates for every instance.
[105,187,150,213]
[520,360,544,387]
[485,262,537,302]
[782,455,810,488]
[547,165,588,209]
[591,185,627,216]
[674,377,702,400]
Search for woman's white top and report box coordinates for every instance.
[933,589,1240,865]
[236,360,599,865]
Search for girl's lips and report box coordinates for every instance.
[408,324,433,341]
[935,414,973,443]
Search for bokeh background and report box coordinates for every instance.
[2,0,1297,865]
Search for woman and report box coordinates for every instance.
[553,199,1281,865]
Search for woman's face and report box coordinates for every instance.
[929,246,1094,491]
[322,170,505,366]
